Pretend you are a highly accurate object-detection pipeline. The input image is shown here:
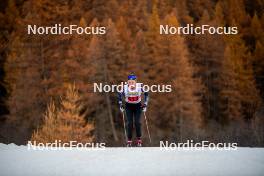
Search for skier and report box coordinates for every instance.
[118,74,149,147]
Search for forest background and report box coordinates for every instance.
[0,0,264,146]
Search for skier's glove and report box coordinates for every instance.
[119,104,124,112]
[141,103,147,112]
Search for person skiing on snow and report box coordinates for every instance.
[118,74,149,147]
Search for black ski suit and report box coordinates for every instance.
[118,87,149,141]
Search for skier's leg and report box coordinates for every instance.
[125,104,133,142]
[134,103,142,139]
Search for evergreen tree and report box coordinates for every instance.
[225,34,261,121]
[157,12,203,141]
[189,10,225,122]
[85,18,128,143]
[250,13,264,101]
[4,33,45,144]
[91,0,119,22]
[220,45,242,122]
[253,41,264,100]
[119,0,148,35]
[32,84,94,143]
[140,0,163,83]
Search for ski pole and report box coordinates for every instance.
[143,112,152,144]
[121,111,127,142]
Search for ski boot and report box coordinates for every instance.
[126,140,132,147]
[135,138,142,147]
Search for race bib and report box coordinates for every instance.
[128,96,139,102]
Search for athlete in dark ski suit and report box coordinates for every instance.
[118,74,149,146]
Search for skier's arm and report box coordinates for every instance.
[118,92,125,112]
[141,85,149,106]
[118,92,123,106]
[141,90,149,112]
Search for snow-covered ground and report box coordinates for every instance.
[0,143,264,176]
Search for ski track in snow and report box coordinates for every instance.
[0,143,264,176]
